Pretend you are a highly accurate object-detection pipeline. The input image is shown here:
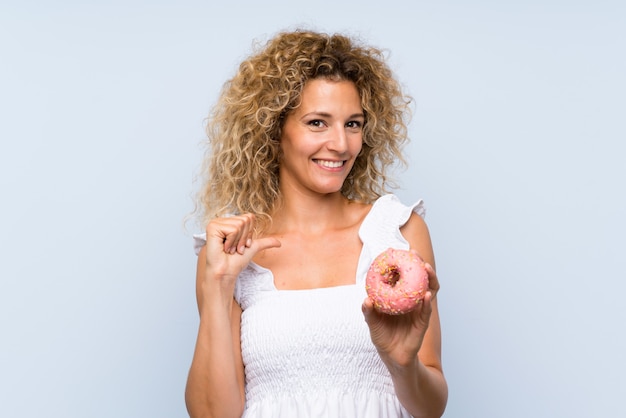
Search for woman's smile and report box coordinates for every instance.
[314,159,345,169]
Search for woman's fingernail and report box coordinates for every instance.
[246,238,252,247]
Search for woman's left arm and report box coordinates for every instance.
[362,212,448,418]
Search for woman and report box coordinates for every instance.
[185,29,448,418]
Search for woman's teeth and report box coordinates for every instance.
[316,160,343,168]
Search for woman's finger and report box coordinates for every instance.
[236,214,255,254]
[248,236,281,254]
[210,214,254,254]
[423,263,440,298]
[415,291,433,327]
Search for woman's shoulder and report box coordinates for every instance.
[345,198,373,228]
[358,194,425,249]
[368,194,425,222]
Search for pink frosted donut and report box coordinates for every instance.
[365,248,429,315]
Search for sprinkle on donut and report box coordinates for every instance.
[365,248,429,315]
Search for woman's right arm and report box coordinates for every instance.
[185,215,280,418]
[185,244,246,418]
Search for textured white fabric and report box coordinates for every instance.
[193,194,425,418]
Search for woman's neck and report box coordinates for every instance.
[269,190,353,235]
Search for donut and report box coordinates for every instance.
[365,248,429,315]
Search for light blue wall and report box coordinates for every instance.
[1,1,624,417]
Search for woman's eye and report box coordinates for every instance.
[308,120,325,128]
[346,121,363,129]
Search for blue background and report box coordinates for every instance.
[1,1,624,417]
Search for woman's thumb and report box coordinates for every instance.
[250,237,282,253]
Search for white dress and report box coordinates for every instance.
[193,194,425,417]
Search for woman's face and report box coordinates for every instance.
[279,78,364,196]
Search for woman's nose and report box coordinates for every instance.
[327,126,349,153]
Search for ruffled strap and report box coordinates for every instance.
[192,233,207,256]
[360,195,424,251]
[356,194,425,282]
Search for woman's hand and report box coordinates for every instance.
[203,213,281,289]
[362,261,440,368]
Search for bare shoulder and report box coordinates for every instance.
[346,199,373,226]
[400,212,436,269]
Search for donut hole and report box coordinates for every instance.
[384,266,401,287]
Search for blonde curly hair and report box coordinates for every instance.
[196,29,412,232]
